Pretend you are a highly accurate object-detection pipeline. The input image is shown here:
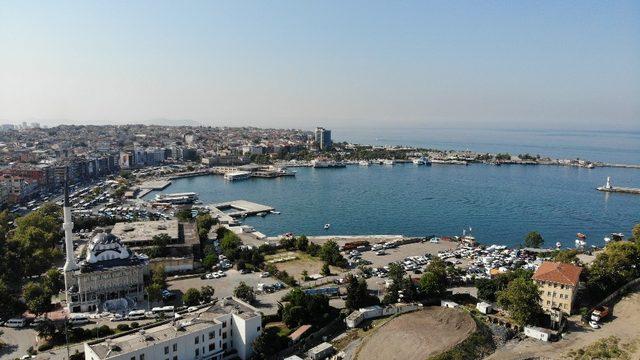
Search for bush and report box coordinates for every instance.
[130,322,140,328]
[116,324,130,332]
[38,343,53,352]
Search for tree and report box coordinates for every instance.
[220,232,242,260]
[419,271,446,299]
[301,269,309,281]
[42,268,64,296]
[318,240,347,267]
[175,208,193,222]
[35,318,57,339]
[632,223,640,244]
[146,284,163,304]
[587,241,640,300]
[182,288,202,306]
[196,214,217,241]
[321,262,330,276]
[496,277,542,326]
[295,235,309,251]
[200,286,215,302]
[151,265,167,288]
[281,288,331,328]
[475,278,500,302]
[202,253,218,269]
[345,274,378,310]
[233,282,255,303]
[553,249,580,265]
[252,328,288,358]
[23,282,51,316]
[0,280,19,320]
[523,231,544,248]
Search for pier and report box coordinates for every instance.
[208,200,275,223]
[596,177,640,195]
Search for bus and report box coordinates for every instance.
[127,310,147,320]
[69,314,90,325]
[151,306,175,318]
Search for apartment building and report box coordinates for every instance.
[532,261,583,314]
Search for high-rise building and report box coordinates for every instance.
[314,127,332,150]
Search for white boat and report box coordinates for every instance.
[358,160,371,166]
[270,210,281,215]
[555,242,562,248]
[575,233,587,249]
[412,156,431,166]
[324,223,331,230]
[154,192,198,204]
[382,159,395,166]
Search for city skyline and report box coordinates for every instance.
[1,1,639,131]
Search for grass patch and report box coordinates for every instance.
[427,315,495,360]
[566,336,639,360]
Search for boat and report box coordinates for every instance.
[555,242,562,248]
[324,223,331,230]
[382,159,395,166]
[412,156,431,166]
[575,233,587,249]
[270,210,281,215]
[358,160,371,166]
[311,159,346,168]
[154,192,198,205]
[257,212,267,217]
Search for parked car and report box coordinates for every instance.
[588,320,600,329]
[260,272,270,278]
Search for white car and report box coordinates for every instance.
[187,306,198,313]
[589,320,600,329]
[260,272,270,278]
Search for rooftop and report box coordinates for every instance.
[533,261,583,287]
[111,220,179,243]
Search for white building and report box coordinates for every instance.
[84,298,262,360]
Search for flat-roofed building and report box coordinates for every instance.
[532,261,583,314]
[84,298,262,360]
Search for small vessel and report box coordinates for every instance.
[257,212,267,217]
[575,233,587,249]
[382,159,395,166]
[412,156,431,166]
[555,241,562,248]
[270,210,281,215]
[358,160,371,166]
[324,223,331,230]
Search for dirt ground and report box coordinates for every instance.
[268,252,345,279]
[355,307,476,360]
[487,291,640,360]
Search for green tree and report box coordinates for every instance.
[23,282,51,316]
[233,282,255,303]
[318,240,347,267]
[587,241,640,300]
[252,328,288,358]
[175,208,193,222]
[345,274,378,310]
[321,262,330,276]
[496,277,542,326]
[151,265,167,288]
[419,271,446,299]
[182,288,202,306]
[42,268,64,296]
[202,253,218,270]
[0,280,19,320]
[35,318,57,340]
[475,278,500,302]
[295,235,309,251]
[220,232,242,260]
[301,269,309,281]
[523,231,544,248]
[146,283,163,304]
[553,249,580,265]
[632,223,640,243]
[200,285,215,302]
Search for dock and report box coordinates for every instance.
[208,200,275,223]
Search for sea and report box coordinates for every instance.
[144,128,640,249]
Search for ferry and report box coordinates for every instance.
[224,171,252,181]
[154,192,198,205]
[311,159,346,168]
[412,156,431,166]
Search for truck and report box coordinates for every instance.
[591,306,609,322]
[341,240,370,251]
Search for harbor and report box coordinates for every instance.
[208,200,276,224]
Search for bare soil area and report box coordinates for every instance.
[356,307,476,360]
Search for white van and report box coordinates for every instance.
[69,315,89,325]
[4,318,27,328]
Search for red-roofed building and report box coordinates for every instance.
[533,261,583,314]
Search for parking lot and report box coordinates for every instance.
[167,269,288,315]
[359,240,458,269]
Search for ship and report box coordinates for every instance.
[412,156,431,166]
[154,192,198,205]
[224,171,252,181]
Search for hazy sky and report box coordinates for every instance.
[1,1,639,130]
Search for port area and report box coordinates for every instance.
[207,200,275,223]
[597,186,640,194]
[136,180,172,198]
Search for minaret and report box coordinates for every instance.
[62,169,78,311]
[62,168,78,272]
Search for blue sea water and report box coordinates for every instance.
[146,164,640,248]
[335,128,640,164]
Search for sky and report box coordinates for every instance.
[0,0,639,131]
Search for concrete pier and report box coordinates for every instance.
[208,200,275,223]
[597,186,640,195]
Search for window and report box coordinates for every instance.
[209,343,215,351]
[140,355,145,360]
[195,336,200,344]
[223,343,228,350]
[223,332,227,339]
[209,331,215,339]
[173,357,177,360]
[195,348,199,357]
[164,346,169,355]
[131,357,135,360]
[257,326,261,331]
[222,321,227,328]
[173,344,177,352]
